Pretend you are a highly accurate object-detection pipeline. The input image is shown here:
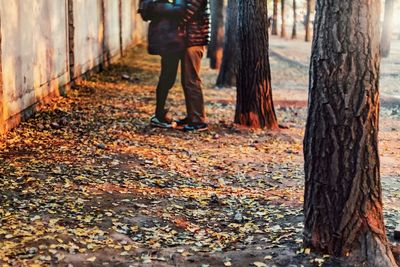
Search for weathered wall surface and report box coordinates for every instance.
[0,16,3,134]
[0,0,69,132]
[71,0,104,78]
[121,0,134,49]
[104,0,121,60]
[131,0,148,45]
[121,0,148,49]
[0,0,148,135]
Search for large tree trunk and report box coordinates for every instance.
[291,0,297,39]
[235,0,278,129]
[304,0,397,265]
[280,0,287,38]
[304,0,313,42]
[381,0,395,58]
[208,0,225,69]
[216,0,238,88]
[271,0,279,35]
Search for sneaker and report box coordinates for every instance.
[183,123,208,132]
[150,116,175,128]
[175,117,190,127]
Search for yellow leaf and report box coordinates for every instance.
[86,256,96,262]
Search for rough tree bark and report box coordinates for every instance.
[280,0,286,38]
[304,0,397,266]
[272,0,279,35]
[381,0,395,58]
[208,0,225,69]
[291,0,297,39]
[67,0,76,79]
[235,0,278,129]
[216,0,238,87]
[304,0,313,42]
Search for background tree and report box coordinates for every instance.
[271,0,279,35]
[208,0,225,69]
[235,0,278,129]
[291,0,297,39]
[303,0,397,265]
[216,0,238,87]
[280,0,286,38]
[304,0,313,42]
[381,0,395,58]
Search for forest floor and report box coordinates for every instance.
[0,41,399,267]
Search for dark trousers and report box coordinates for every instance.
[155,46,206,124]
[155,52,181,119]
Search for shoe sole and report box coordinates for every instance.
[150,122,174,129]
[183,127,209,132]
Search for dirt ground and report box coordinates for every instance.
[0,41,399,267]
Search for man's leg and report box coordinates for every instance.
[181,46,206,124]
[155,53,181,120]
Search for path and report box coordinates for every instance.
[269,36,400,216]
[0,44,398,266]
[269,36,400,99]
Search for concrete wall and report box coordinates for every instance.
[0,0,148,134]
[72,0,104,78]
[0,0,70,132]
[0,16,6,134]
[121,0,134,49]
[121,0,148,52]
[130,0,148,44]
[0,17,3,134]
[104,0,122,60]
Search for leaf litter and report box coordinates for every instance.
[0,45,398,266]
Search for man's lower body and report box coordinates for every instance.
[152,46,207,131]
[180,46,207,131]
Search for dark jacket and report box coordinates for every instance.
[147,0,186,55]
[147,0,210,55]
[184,0,210,47]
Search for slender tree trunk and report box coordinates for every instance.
[235,0,278,129]
[304,0,396,265]
[272,0,279,35]
[280,0,286,38]
[381,0,395,58]
[208,0,225,69]
[216,0,238,88]
[291,0,297,39]
[304,0,313,42]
